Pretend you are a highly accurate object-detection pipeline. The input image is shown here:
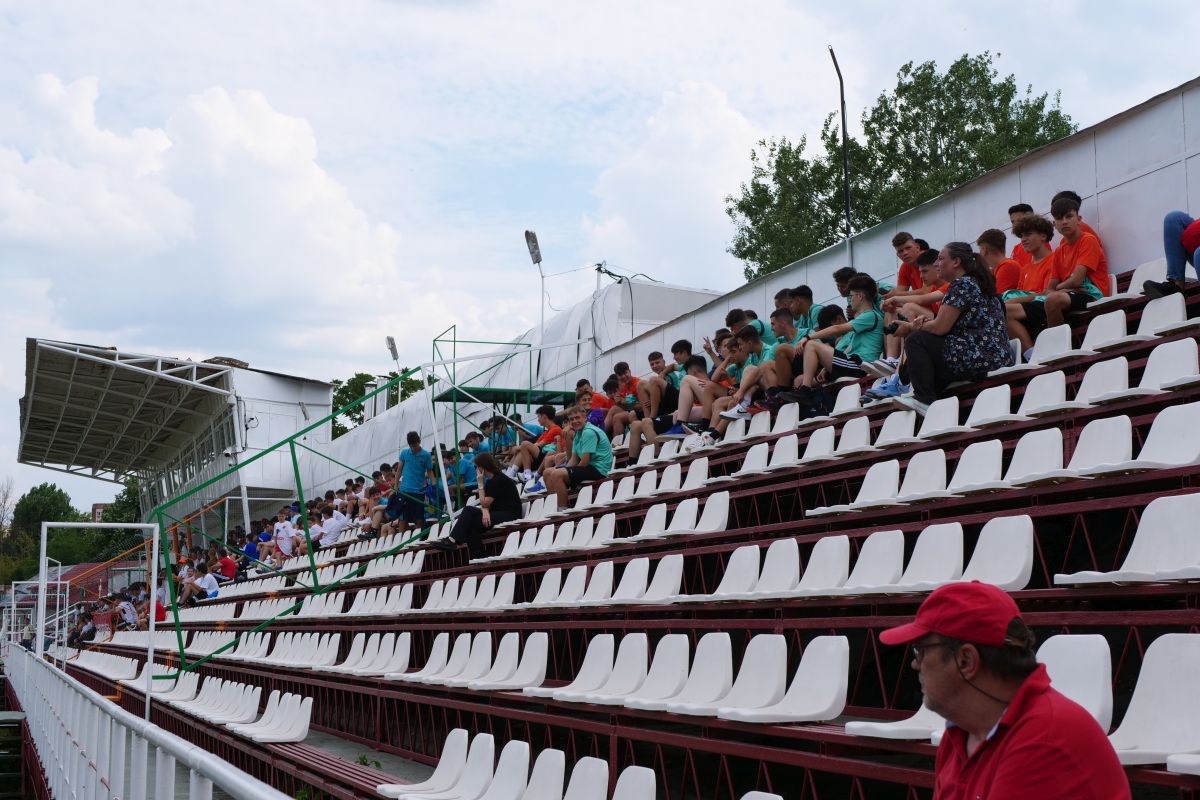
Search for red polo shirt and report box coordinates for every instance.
[1182,217,1200,255]
[933,664,1129,800]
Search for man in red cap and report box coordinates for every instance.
[880,581,1129,799]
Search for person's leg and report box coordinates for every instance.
[612,410,634,437]
[1043,291,1070,328]
[544,467,570,508]
[709,395,736,429]
[1164,211,1196,284]
[700,380,728,421]
[900,302,935,322]
[757,360,778,393]
[1006,304,1034,351]
[627,419,647,460]
[635,381,652,416]
[645,376,666,417]
[902,331,943,404]
[448,506,485,556]
[673,375,701,423]
[772,344,795,387]
[799,342,833,388]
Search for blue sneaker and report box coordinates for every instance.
[864,373,902,400]
[525,479,546,495]
[659,423,689,439]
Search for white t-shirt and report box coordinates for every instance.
[319,517,343,547]
[116,601,138,626]
[274,521,296,556]
[193,573,219,597]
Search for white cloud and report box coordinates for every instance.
[584,82,764,291]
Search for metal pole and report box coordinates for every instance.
[35,522,49,657]
[421,365,457,524]
[145,522,160,720]
[829,46,852,241]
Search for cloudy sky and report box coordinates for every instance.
[2,0,1198,509]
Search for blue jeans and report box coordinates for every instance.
[1164,210,1197,281]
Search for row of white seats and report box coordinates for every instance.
[166,677,311,743]
[992,292,1199,377]
[850,632,1200,767]
[184,630,237,657]
[176,601,237,622]
[613,491,731,544]
[476,514,618,564]
[69,650,139,681]
[386,630,548,690]
[353,548,426,581]
[527,631,849,723]
[538,457,715,523]
[378,730,680,800]
[215,574,288,599]
[119,661,178,693]
[219,631,341,669]
[807,404,1200,515]
[109,629,186,651]
[1055,493,1200,584]
[238,597,295,621]
[312,632,412,676]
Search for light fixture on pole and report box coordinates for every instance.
[525,230,545,338]
[828,46,853,245]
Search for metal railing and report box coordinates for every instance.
[7,647,291,800]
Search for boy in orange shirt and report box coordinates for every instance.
[977,228,1021,295]
[1004,214,1057,352]
[1043,197,1109,326]
[1007,204,1035,268]
[1052,190,1101,242]
[886,231,926,296]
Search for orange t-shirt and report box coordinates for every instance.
[897,262,922,291]
[1020,253,1057,293]
[993,258,1021,294]
[617,376,639,397]
[589,393,612,410]
[1011,243,1032,268]
[1053,232,1110,296]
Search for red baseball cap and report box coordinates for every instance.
[879,582,1021,647]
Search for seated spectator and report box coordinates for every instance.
[396,431,433,534]
[717,325,772,421]
[505,405,563,483]
[1003,214,1057,350]
[1007,203,1035,268]
[977,228,1020,295]
[239,532,259,572]
[1144,210,1200,297]
[543,405,613,508]
[319,505,345,547]
[879,249,946,363]
[433,454,522,558]
[793,274,885,389]
[114,593,139,631]
[787,286,823,337]
[489,415,518,456]
[270,507,297,561]
[581,384,612,428]
[613,362,640,410]
[762,307,806,388]
[179,562,220,605]
[893,242,1013,414]
[884,231,926,298]
[214,547,238,582]
[880,582,1129,798]
[627,356,710,457]
[1052,189,1101,242]
[600,376,636,437]
[637,341,691,419]
[67,612,97,647]
[725,307,778,345]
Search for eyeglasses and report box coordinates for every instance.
[911,641,955,663]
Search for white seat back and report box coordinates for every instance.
[1030,324,1072,364]
[1068,416,1132,471]
[1113,493,1200,576]
[767,435,799,468]
[1108,634,1200,759]
[1005,428,1062,483]
[561,757,609,800]
[897,523,963,588]
[754,538,799,595]
[1137,401,1200,466]
[1080,310,1126,350]
[796,535,850,593]
[710,545,760,597]
[962,515,1034,590]
[1018,371,1066,414]
[579,561,614,604]
[636,504,668,538]
[611,558,650,602]
[948,440,1003,492]
[875,410,916,446]
[736,443,770,474]
[834,416,871,454]
[656,463,682,494]
[592,481,614,506]
[611,766,656,800]
[850,460,900,505]
[772,403,800,434]
[1037,634,1113,731]
[694,492,730,534]
[800,426,835,461]
[528,569,563,606]
[1140,337,1198,389]
[642,554,683,602]
[965,385,1010,427]
[918,396,960,437]
[830,384,861,415]
[633,469,658,498]
[844,531,904,589]
[898,449,946,498]
[681,457,709,490]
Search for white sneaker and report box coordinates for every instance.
[521,470,534,482]
[503,466,518,479]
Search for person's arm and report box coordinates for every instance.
[801,321,854,344]
[904,295,963,336]
[1055,265,1087,292]
[900,288,946,308]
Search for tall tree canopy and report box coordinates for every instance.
[330,369,428,438]
[726,52,1076,281]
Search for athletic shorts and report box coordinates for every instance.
[1021,301,1048,336]
[828,350,866,380]
[565,464,604,489]
[660,384,680,416]
[401,495,425,525]
[650,414,676,435]
[1064,291,1092,312]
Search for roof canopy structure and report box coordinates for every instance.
[18,339,233,483]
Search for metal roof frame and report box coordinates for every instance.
[18,339,233,483]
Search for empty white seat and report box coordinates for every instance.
[650,439,681,463]
[740,793,784,800]
[388,732,496,800]
[602,476,636,507]
[616,503,667,542]
[651,462,682,495]
[625,632,731,711]
[718,636,849,723]
[955,428,1061,492]
[520,749,566,800]
[1011,415,1129,485]
[712,418,747,449]
[915,396,970,439]
[534,565,586,608]
[680,457,709,491]
[832,416,873,457]
[845,703,947,741]
[1090,257,1166,309]
[1057,309,1127,356]
[662,492,729,537]
[1136,292,1200,337]
[665,634,788,716]
[611,766,656,800]
[764,434,800,470]
[524,634,615,699]
[591,481,615,507]
[469,632,549,692]
[960,515,1034,590]
[442,632,511,688]
[557,633,648,703]
[945,439,1003,494]
[596,634,689,707]
[377,729,469,797]
[673,545,760,602]
[990,324,1071,375]
[722,538,799,600]
[1107,634,1200,764]
[1038,634,1113,732]
[873,410,917,448]
[1095,338,1200,404]
[1055,493,1200,584]
[807,460,900,516]
[585,557,649,606]
[388,632,451,682]
[728,443,770,478]
[573,561,614,605]
[894,449,949,503]
[961,385,1014,428]
[1077,401,1200,476]
[635,554,684,604]
[771,402,801,434]
[829,383,861,417]
[854,523,963,593]
[632,469,658,498]
[827,530,904,595]
[560,757,610,800]
[628,499,694,542]
[799,425,837,463]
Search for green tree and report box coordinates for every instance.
[0,482,87,583]
[329,369,428,438]
[727,52,1076,281]
[95,478,146,560]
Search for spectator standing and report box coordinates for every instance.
[1144,209,1200,297]
[880,582,1130,799]
[894,242,1013,414]
[397,431,433,534]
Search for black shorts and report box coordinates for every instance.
[1064,291,1092,312]
[1021,301,1048,336]
[401,495,425,525]
[650,414,676,435]
[828,350,866,380]
[660,383,680,415]
[565,464,604,488]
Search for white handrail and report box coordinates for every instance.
[6,647,292,799]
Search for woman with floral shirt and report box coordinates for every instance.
[893,242,1014,413]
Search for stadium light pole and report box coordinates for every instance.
[525,230,545,339]
[829,46,853,261]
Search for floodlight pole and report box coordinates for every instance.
[525,231,544,340]
[829,46,853,244]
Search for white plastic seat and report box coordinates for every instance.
[591,481,615,507]
[585,557,649,606]
[807,460,899,516]
[712,418,747,449]
[1011,416,1128,485]
[601,476,635,507]
[559,633,648,703]
[520,568,563,607]
[827,530,904,595]
[1107,634,1200,764]
[469,632,549,692]
[377,729,469,798]
[611,766,656,800]
[662,492,729,537]
[600,634,689,707]
[722,538,799,600]
[873,410,917,448]
[524,634,615,699]
[534,565,586,608]
[632,469,658,499]
[1056,309,1127,357]
[1077,401,1200,476]
[1055,493,1200,584]
[728,443,770,478]
[625,632,731,711]
[717,636,849,723]
[1090,257,1165,309]
[798,426,836,463]
[389,632,452,682]
[961,385,1013,427]
[742,409,774,440]
[474,739,530,800]
[673,545,759,602]
[1095,338,1200,403]
[1135,293,1200,337]
[893,449,949,503]
[832,416,873,457]
[520,749,566,800]
[392,733,496,800]
[829,383,861,417]
[916,396,970,438]
[845,703,946,741]
[443,632,516,688]
[855,523,963,593]
[610,447,655,477]
[959,515,1034,590]
[664,634,787,716]
[771,402,801,434]
[740,793,784,800]
[574,561,614,605]
[636,554,684,604]
[559,757,609,800]
[424,632,491,686]
[960,427,1063,492]
[651,463,682,495]
[616,504,667,543]
[650,439,682,463]
[570,485,595,512]
[680,457,709,491]
[764,434,799,470]
[783,535,850,598]
[945,439,1003,494]
[627,500,691,542]
[1038,634,1113,732]
[991,324,1071,374]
